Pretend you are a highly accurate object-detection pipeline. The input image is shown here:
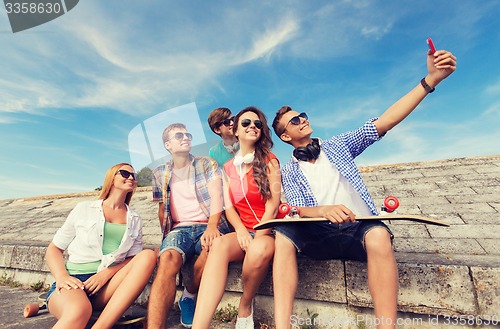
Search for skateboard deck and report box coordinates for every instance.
[254,214,450,230]
[24,292,146,327]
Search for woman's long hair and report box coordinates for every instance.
[98,163,135,205]
[233,106,274,201]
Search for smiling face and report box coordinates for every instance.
[113,164,136,193]
[235,111,262,145]
[278,110,313,145]
[164,127,192,154]
[215,116,235,139]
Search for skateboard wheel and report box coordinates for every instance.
[277,203,291,218]
[384,196,400,212]
[23,303,39,318]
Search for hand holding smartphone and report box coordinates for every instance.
[427,38,436,53]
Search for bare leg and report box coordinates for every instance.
[185,250,208,294]
[365,228,398,329]
[48,288,93,329]
[273,233,298,329]
[91,249,157,329]
[148,250,183,329]
[192,233,244,329]
[237,234,274,317]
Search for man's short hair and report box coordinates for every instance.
[162,123,187,144]
[208,107,232,136]
[272,105,294,139]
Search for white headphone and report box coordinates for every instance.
[234,151,260,223]
[233,151,254,166]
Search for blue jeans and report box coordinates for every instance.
[160,224,210,264]
[46,273,96,309]
[274,220,393,262]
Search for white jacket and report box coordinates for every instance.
[52,200,143,272]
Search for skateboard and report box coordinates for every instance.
[255,196,449,230]
[23,292,147,328]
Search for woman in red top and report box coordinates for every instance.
[193,107,281,329]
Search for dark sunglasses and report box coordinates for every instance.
[168,132,193,141]
[217,116,234,127]
[281,112,308,135]
[116,170,137,180]
[240,119,263,129]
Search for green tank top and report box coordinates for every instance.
[66,222,126,275]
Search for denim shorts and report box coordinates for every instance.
[46,273,96,309]
[273,220,393,262]
[160,224,209,264]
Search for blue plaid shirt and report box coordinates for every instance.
[281,118,382,215]
[152,155,226,235]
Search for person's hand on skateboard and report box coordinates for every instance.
[317,204,356,224]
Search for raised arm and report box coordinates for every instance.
[374,49,457,136]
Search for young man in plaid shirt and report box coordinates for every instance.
[271,49,456,329]
[148,123,229,328]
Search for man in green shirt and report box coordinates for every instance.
[207,107,239,167]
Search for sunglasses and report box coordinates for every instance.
[116,169,137,180]
[217,116,234,127]
[168,132,193,141]
[240,119,263,129]
[281,112,308,135]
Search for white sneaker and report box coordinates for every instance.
[235,304,254,329]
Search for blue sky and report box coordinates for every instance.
[1,0,499,200]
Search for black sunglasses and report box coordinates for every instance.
[116,170,137,180]
[217,116,234,127]
[281,112,308,135]
[240,119,263,129]
[168,132,193,141]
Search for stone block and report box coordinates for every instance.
[10,246,45,271]
[295,259,346,303]
[387,224,430,239]
[423,168,477,177]
[460,212,500,225]
[471,267,500,317]
[347,262,476,315]
[477,239,500,255]
[413,187,477,198]
[430,225,500,239]
[420,203,496,216]
[393,238,486,255]
[0,245,14,267]
[398,264,476,315]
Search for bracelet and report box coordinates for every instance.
[420,78,435,93]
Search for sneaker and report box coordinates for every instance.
[178,296,195,328]
[235,304,254,329]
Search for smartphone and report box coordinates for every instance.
[427,38,436,53]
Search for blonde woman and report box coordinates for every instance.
[45,163,156,329]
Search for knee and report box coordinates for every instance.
[210,236,231,256]
[246,241,274,269]
[365,228,393,256]
[63,301,92,322]
[275,233,295,252]
[158,250,182,274]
